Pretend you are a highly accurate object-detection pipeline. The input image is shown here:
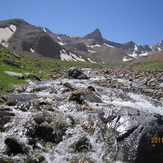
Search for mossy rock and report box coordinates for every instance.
[0,156,14,163]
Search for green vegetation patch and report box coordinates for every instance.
[133,61,163,71]
[0,45,114,94]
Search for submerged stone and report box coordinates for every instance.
[6,93,38,106]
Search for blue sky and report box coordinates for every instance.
[0,0,163,45]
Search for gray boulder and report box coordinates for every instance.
[4,71,24,79]
[68,67,88,79]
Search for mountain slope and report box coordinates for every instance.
[0,18,163,63]
[0,19,87,62]
[152,50,163,61]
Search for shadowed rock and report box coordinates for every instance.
[68,67,88,79]
[5,137,28,155]
[99,105,163,163]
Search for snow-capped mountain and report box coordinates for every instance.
[0,19,87,62]
[0,18,163,63]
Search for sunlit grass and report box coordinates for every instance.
[133,61,163,71]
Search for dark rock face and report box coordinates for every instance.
[69,137,92,153]
[25,73,41,81]
[69,90,85,104]
[64,42,88,52]
[99,105,163,163]
[21,33,62,59]
[3,59,21,68]
[26,125,65,144]
[84,28,103,45]
[0,19,63,59]
[0,107,15,132]
[75,137,92,152]
[68,67,89,79]
[5,137,28,155]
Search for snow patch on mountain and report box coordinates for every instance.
[128,53,138,58]
[149,45,155,52]
[104,43,114,48]
[123,57,133,62]
[134,45,138,52]
[158,47,161,51]
[57,36,64,45]
[0,24,17,47]
[87,58,97,63]
[90,44,101,48]
[60,50,86,62]
[43,28,47,33]
[30,48,35,53]
[139,52,149,57]
[88,49,97,53]
[128,45,139,58]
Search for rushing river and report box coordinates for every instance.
[0,68,163,163]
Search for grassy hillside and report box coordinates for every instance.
[133,61,163,71]
[0,44,163,94]
[0,45,113,93]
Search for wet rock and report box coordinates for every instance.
[26,85,47,93]
[0,95,7,104]
[33,116,45,125]
[6,93,38,106]
[69,137,92,153]
[99,105,163,163]
[13,85,27,93]
[84,89,102,103]
[63,82,75,91]
[69,89,102,104]
[68,67,89,79]
[0,107,15,132]
[5,137,28,155]
[69,90,85,104]
[87,86,95,92]
[26,125,65,144]
[24,155,46,163]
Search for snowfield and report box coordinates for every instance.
[0,24,17,47]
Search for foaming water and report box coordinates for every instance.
[0,68,162,163]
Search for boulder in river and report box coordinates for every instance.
[68,67,89,79]
[5,137,28,155]
[99,104,163,163]
[69,137,92,153]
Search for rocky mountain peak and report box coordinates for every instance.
[84,28,103,45]
[0,18,29,28]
